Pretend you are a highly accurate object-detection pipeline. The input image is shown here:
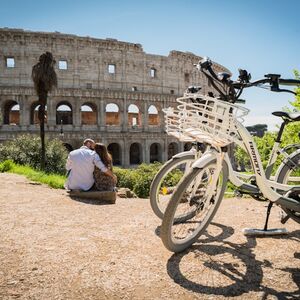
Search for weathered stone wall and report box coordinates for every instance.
[0,28,230,167]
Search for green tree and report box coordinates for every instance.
[281,70,300,146]
[32,52,57,170]
[235,70,300,171]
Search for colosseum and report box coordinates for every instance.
[0,28,229,167]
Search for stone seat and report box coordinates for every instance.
[68,190,116,204]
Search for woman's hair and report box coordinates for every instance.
[94,143,113,169]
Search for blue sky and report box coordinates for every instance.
[1,0,299,130]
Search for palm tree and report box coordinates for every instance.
[32,52,57,170]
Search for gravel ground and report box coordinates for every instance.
[0,173,299,300]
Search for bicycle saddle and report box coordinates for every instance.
[272,111,300,121]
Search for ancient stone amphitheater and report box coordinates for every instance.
[0,28,229,167]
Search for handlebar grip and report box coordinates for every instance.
[235,99,246,104]
[279,79,300,86]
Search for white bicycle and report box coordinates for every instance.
[159,58,300,252]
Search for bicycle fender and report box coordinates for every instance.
[282,143,300,152]
[172,149,197,159]
[191,151,217,169]
[274,148,300,181]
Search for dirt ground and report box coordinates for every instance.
[0,173,299,300]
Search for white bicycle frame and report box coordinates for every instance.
[190,121,300,213]
[172,139,299,196]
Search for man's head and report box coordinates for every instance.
[83,138,95,150]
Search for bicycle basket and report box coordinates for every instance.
[163,107,195,142]
[175,94,249,147]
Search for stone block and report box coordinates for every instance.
[68,190,116,204]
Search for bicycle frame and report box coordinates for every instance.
[228,138,300,193]
[230,121,300,212]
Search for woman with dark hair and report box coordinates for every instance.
[93,143,117,191]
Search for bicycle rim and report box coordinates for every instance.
[161,161,228,252]
[150,156,195,220]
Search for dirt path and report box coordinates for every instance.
[0,173,299,299]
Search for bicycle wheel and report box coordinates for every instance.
[150,154,195,220]
[276,152,300,224]
[160,159,228,253]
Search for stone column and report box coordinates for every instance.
[144,138,150,164]
[179,141,184,153]
[123,137,130,168]
[122,98,128,132]
[19,95,28,128]
[47,96,56,127]
[162,138,168,162]
[143,101,149,131]
[99,98,105,130]
[73,98,81,129]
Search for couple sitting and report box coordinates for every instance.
[64,139,117,192]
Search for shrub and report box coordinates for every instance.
[0,160,14,172]
[114,167,137,191]
[114,163,163,196]
[0,135,68,174]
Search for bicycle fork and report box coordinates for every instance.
[189,150,225,204]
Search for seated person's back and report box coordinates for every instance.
[65,139,108,191]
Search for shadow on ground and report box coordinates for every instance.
[166,223,300,298]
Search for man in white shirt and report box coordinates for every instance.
[64,138,115,191]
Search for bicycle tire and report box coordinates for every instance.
[150,154,195,220]
[160,159,228,253]
[276,152,300,224]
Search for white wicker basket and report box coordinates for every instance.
[164,94,249,147]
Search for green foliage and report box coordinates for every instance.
[0,160,65,189]
[235,70,300,172]
[114,167,136,191]
[162,168,183,187]
[114,162,182,198]
[0,160,14,172]
[0,135,68,174]
[132,163,162,198]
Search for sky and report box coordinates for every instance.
[1,0,299,130]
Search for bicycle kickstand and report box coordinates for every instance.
[242,201,289,237]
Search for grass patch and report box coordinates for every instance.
[0,160,66,189]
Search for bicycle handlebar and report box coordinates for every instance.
[197,57,300,102]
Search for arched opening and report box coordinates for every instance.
[108,143,121,166]
[130,143,142,164]
[56,102,72,125]
[184,142,193,151]
[3,101,20,125]
[81,103,97,125]
[30,102,47,124]
[168,142,179,159]
[148,105,159,126]
[106,103,120,125]
[150,143,162,163]
[128,104,141,126]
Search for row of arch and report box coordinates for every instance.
[2,100,161,126]
[79,141,193,165]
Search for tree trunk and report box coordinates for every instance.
[38,100,46,170]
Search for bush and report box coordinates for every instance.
[0,135,68,174]
[0,160,14,172]
[114,167,136,191]
[114,162,183,198]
